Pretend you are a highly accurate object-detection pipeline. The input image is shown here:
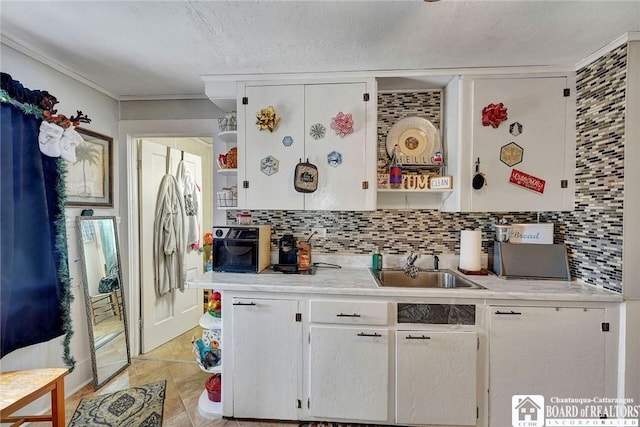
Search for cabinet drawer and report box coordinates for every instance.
[310,300,389,325]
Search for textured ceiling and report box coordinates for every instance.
[1,1,638,99]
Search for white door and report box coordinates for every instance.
[232,297,302,420]
[139,139,203,353]
[396,330,477,425]
[489,306,606,426]
[470,77,571,212]
[304,82,374,210]
[308,326,389,421]
[239,84,305,210]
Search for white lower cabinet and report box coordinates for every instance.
[396,330,478,426]
[231,297,302,420]
[308,325,389,422]
[489,306,607,427]
[222,294,616,427]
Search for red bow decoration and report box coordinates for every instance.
[482,103,508,128]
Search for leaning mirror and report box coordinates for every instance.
[77,216,130,389]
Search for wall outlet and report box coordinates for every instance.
[311,227,327,238]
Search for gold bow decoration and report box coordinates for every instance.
[256,106,281,132]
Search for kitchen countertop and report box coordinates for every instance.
[186,265,622,303]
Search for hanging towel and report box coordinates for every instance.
[176,160,201,249]
[153,173,186,296]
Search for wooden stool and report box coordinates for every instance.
[0,368,69,426]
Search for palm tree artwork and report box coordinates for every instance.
[74,141,102,197]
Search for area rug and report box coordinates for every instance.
[299,423,392,427]
[68,380,165,427]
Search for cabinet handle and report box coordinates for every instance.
[336,313,361,317]
[405,335,431,340]
[233,302,256,306]
[357,332,382,337]
[495,310,522,315]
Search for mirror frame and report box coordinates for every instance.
[77,215,130,389]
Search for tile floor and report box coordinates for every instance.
[45,327,298,427]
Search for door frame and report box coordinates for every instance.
[121,119,217,356]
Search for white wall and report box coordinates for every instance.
[0,43,120,399]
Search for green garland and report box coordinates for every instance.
[55,158,75,371]
[0,89,44,117]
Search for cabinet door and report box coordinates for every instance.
[470,77,573,212]
[304,82,376,210]
[309,326,389,421]
[489,306,605,427]
[396,330,477,425]
[232,298,302,420]
[240,84,305,209]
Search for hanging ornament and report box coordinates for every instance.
[260,155,279,175]
[330,112,354,138]
[481,103,508,128]
[500,142,524,167]
[294,159,318,193]
[256,106,281,132]
[282,136,294,147]
[327,151,343,167]
[309,123,326,140]
[509,121,523,136]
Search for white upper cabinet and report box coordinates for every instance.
[239,84,306,210]
[237,79,377,211]
[442,75,576,212]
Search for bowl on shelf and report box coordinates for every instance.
[218,113,237,133]
[217,147,237,170]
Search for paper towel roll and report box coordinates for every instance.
[460,230,482,271]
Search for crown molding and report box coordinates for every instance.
[1,34,119,100]
[119,94,208,101]
[575,31,640,70]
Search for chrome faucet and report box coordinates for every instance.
[434,255,440,271]
[403,253,419,278]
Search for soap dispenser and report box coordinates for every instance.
[372,247,383,270]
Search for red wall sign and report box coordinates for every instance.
[509,168,546,194]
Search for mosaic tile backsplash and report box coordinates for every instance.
[542,43,627,292]
[228,51,628,292]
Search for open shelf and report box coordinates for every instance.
[218,130,237,144]
[199,313,221,329]
[217,168,237,175]
[198,390,221,418]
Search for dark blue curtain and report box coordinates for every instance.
[1,73,67,357]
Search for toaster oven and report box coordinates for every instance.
[212,225,271,273]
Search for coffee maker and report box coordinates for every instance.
[274,234,299,273]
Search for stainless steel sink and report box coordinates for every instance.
[370,268,485,289]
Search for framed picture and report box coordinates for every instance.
[65,127,113,207]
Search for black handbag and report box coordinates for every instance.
[294,158,318,193]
